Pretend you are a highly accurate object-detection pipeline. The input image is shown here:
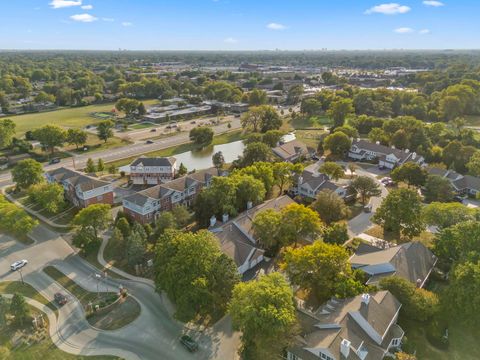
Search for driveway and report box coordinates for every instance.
[0,225,240,360]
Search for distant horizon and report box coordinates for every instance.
[1,48,479,52]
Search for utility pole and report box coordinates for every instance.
[18,268,24,284]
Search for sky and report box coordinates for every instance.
[0,0,478,50]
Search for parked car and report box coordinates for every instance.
[146,140,154,144]
[150,128,157,132]
[10,260,28,271]
[49,157,61,164]
[363,203,373,213]
[190,121,196,124]
[54,292,68,306]
[180,335,198,352]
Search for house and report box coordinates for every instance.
[129,157,177,185]
[348,139,424,170]
[211,195,295,275]
[287,291,404,360]
[427,167,480,197]
[350,242,437,288]
[272,139,310,163]
[292,169,347,200]
[122,167,222,224]
[46,167,114,208]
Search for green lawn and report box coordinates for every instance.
[64,134,131,155]
[129,122,156,130]
[8,100,158,136]
[0,282,56,312]
[364,224,435,246]
[108,129,245,168]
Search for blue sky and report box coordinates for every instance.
[0,0,478,50]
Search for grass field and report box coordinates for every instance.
[0,282,56,312]
[8,100,158,136]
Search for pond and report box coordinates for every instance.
[173,140,245,170]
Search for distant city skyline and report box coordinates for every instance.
[0,0,478,50]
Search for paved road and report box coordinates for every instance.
[0,118,241,187]
[0,225,240,360]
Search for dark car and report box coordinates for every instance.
[49,157,61,164]
[180,335,198,352]
[150,128,157,132]
[146,140,154,144]
[54,292,68,306]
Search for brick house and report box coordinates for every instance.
[46,167,114,208]
[129,157,177,185]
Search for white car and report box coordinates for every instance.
[380,177,392,183]
[10,260,28,271]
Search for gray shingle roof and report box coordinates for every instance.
[47,167,110,192]
[130,156,176,167]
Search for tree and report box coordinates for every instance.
[287,84,304,104]
[137,102,146,115]
[434,220,480,264]
[328,98,354,128]
[240,142,271,167]
[85,158,96,173]
[212,151,225,170]
[396,353,417,360]
[334,125,359,138]
[323,131,352,157]
[11,159,44,190]
[97,158,105,172]
[108,164,117,174]
[301,98,322,116]
[241,105,281,133]
[282,241,365,302]
[233,174,266,211]
[278,203,323,247]
[252,209,282,251]
[423,202,478,229]
[423,175,454,203]
[380,277,439,322]
[189,127,214,148]
[66,128,88,149]
[347,162,357,176]
[312,190,348,225]
[154,230,239,321]
[32,125,65,154]
[154,211,177,237]
[236,162,275,195]
[177,163,187,177]
[116,98,141,116]
[262,130,284,147]
[323,222,349,245]
[391,163,427,188]
[350,176,381,205]
[0,195,38,236]
[229,273,298,360]
[440,95,462,121]
[372,188,424,239]
[319,162,344,181]
[467,151,480,176]
[248,89,267,106]
[443,261,480,326]
[0,294,7,327]
[171,205,191,228]
[126,227,147,266]
[97,120,114,143]
[272,162,301,195]
[0,119,16,149]
[27,182,65,214]
[73,204,112,240]
[10,293,29,325]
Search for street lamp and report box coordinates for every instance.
[95,273,101,298]
[18,268,24,284]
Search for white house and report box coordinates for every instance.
[129,157,177,185]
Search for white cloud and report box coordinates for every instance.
[122,22,133,27]
[394,27,414,33]
[50,0,82,9]
[365,3,411,15]
[70,13,98,22]
[81,4,93,10]
[267,22,287,30]
[423,1,445,6]
[224,37,238,44]
[419,29,431,34]
[102,18,115,22]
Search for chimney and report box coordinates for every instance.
[405,149,410,153]
[412,152,417,160]
[222,213,229,223]
[361,293,371,306]
[391,145,396,149]
[375,141,380,145]
[247,201,253,210]
[356,138,360,142]
[209,215,217,228]
[340,339,351,358]
[416,278,422,288]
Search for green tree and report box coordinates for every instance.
[233,174,266,211]
[115,98,141,116]
[177,163,188,177]
[154,211,178,237]
[0,195,38,236]
[189,127,214,148]
[434,220,480,264]
[333,125,359,138]
[126,228,147,266]
[248,89,268,106]
[467,151,480,176]
[373,188,424,239]
[282,241,365,302]
[278,203,323,247]
[212,151,225,170]
[391,163,427,188]
[154,230,239,321]
[312,190,348,225]
[423,202,478,229]
[27,182,65,214]
[301,98,322,116]
[0,119,16,149]
[350,176,381,205]
[97,120,115,143]
[272,162,301,195]
[252,209,282,251]
[73,204,112,240]
[323,131,352,157]
[85,158,96,173]
[116,217,131,239]
[0,294,7,327]
[241,105,281,133]
[236,162,275,195]
[240,142,271,167]
[11,159,44,190]
[32,124,66,154]
[319,162,344,181]
[323,222,349,245]
[97,158,105,172]
[10,293,29,325]
[171,205,191,228]
[423,175,454,203]
[328,98,354,128]
[229,273,298,360]
[66,128,88,150]
[262,130,284,147]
